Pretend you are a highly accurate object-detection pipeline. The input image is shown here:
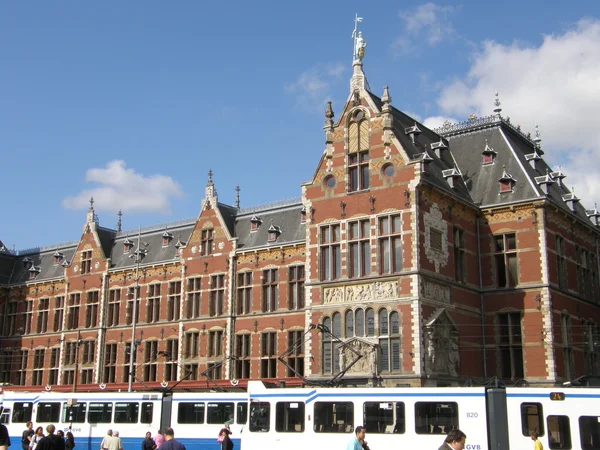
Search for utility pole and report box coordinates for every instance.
[128,227,144,393]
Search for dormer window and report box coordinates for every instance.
[175,238,186,256]
[525,149,542,170]
[123,237,134,253]
[482,140,497,165]
[53,251,64,264]
[162,230,173,246]
[61,259,70,268]
[268,223,281,242]
[250,214,262,232]
[562,192,580,212]
[29,265,41,280]
[430,138,447,158]
[499,167,516,193]
[300,207,307,223]
[586,204,600,226]
[413,151,434,174]
[551,166,566,188]
[535,172,555,196]
[405,123,422,144]
[22,257,33,268]
[442,168,462,189]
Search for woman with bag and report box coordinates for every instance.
[217,428,233,450]
[29,427,44,450]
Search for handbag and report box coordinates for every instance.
[216,435,225,443]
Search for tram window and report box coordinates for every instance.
[579,416,600,450]
[236,403,248,425]
[521,403,544,437]
[249,402,270,432]
[314,402,354,433]
[61,403,87,423]
[275,402,305,432]
[208,402,235,424]
[115,403,139,424]
[547,416,571,449]
[37,402,61,423]
[415,402,459,435]
[11,403,32,423]
[364,401,405,434]
[88,402,113,423]
[141,402,154,424]
[0,409,10,424]
[178,403,205,424]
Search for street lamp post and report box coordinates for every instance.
[128,227,145,393]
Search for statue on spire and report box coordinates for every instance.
[352,14,366,61]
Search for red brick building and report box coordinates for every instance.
[1,57,599,391]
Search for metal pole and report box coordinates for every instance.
[128,227,142,393]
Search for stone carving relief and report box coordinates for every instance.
[424,310,459,377]
[373,281,398,299]
[420,279,451,304]
[339,338,378,377]
[324,281,399,304]
[324,287,344,304]
[424,203,449,273]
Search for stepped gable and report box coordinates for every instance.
[367,92,473,203]
[110,219,195,269]
[9,242,77,284]
[235,198,305,251]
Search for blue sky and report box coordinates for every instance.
[2,1,600,251]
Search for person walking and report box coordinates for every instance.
[437,429,467,450]
[218,428,232,450]
[29,428,44,450]
[0,416,11,450]
[22,422,34,450]
[159,428,185,450]
[153,432,164,450]
[531,432,543,450]
[35,425,65,450]
[142,432,156,450]
[100,431,113,450]
[64,433,75,450]
[347,426,366,450]
[110,432,122,450]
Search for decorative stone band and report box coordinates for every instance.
[323,280,399,304]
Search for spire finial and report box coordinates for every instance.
[208,169,213,185]
[533,124,542,147]
[235,185,241,209]
[324,101,334,127]
[89,196,95,210]
[117,210,122,232]
[382,86,391,105]
[493,91,502,116]
[352,14,365,62]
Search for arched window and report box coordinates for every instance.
[380,310,401,372]
[332,313,341,371]
[348,110,370,192]
[345,310,354,338]
[322,317,332,374]
[379,309,389,335]
[366,308,375,337]
[355,308,365,337]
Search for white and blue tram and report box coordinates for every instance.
[1,383,598,450]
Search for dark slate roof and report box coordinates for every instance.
[8,243,77,285]
[235,198,305,251]
[218,203,237,238]
[0,252,18,285]
[367,92,473,203]
[97,227,117,259]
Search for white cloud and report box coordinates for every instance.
[393,3,457,55]
[423,115,458,130]
[62,160,183,214]
[285,62,345,109]
[436,19,600,207]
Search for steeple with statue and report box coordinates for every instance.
[350,14,367,92]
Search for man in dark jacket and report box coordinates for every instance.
[35,425,65,450]
[437,429,467,450]
[141,432,156,450]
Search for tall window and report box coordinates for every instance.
[81,250,92,274]
[143,341,158,382]
[104,343,117,383]
[348,110,370,192]
[107,289,120,327]
[183,364,198,381]
[82,341,95,364]
[287,331,304,377]
[48,348,59,385]
[495,233,518,288]
[320,224,341,281]
[262,269,278,312]
[582,321,599,375]
[85,291,99,328]
[66,293,81,330]
[184,332,200,359]
[378,215,402,274]
[237,272,252,315]
[37,298,49,333]
[209,274,225,317]
[164,339,179,381]
[53,296,64,332]
[349,219,371,278]
[562,314,574,380]
[322,313,342,374]
[498,312,523,380]
[16,350,28,385]
[576,247,593,301]
[379,310,401,372]
[187,277,202,318]
[32,349,45,386]
[146,284,161,323]
[201,229,214,256]
[168,281,182,321]
[288,266,305,310]
[24,300,33,334]
[453,227,466,283]
[235,334,251,379]
[5,302,17,335]
[123,342,137,383]
[208,330,224,357]
[556,236,567,289]
[590,252,599,303]
[261,332,277,378]
[126,287,140,325]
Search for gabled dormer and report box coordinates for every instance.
[430,137,448,159]
[499,166,516,193]
[562,191,580,212]
[300,207,307,223]
[123,236,134,253]
[405,123,422,144]
[29,265,41,279]
[53,250,64,264]
[586,204,600,227]
[162,229,174,246]
[482,139,497,165]
[250,214,262,232]
[525,149,543,170]
[175,237,186,256]
[413,150,434,174]
[534,171,555,195]
[267,223,281,243]
[22,257,33,269]
[442,168,462,189]
[551,166,566,188]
